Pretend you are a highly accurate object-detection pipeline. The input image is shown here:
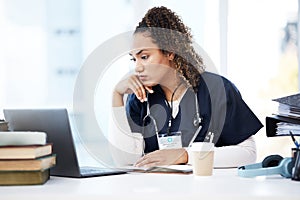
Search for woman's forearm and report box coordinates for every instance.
[112,91,124,107]
[186,136,257,168]
[213,136,256,167]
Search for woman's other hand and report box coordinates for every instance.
[134,148,188,168]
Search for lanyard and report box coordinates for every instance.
[165,82,183,134]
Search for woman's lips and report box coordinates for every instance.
[138,75,147,81]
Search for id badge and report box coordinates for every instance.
[158,131,182,149]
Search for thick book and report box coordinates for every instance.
[0,169,50,185]
[0,154,56,171]
[0,144,52,159]
[0,131,47,146]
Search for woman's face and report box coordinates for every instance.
[129,32,176,87]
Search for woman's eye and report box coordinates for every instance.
[141,55,148,60]
[130,57,136,62]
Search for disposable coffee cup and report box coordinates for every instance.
[190,142,214,176]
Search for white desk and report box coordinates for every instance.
[0,169,299,200]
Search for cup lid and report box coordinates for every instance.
[190,142,214,151]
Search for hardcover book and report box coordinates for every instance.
[0,143,52,159]
[0,154,56,171]
[0,131,47,146]
[0,169,50,185]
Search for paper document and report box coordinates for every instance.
[120,164,193,174]
[276,122,300,136]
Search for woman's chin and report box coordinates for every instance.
[143,82,157,87]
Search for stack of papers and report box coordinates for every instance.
[277,104,300,119]
[276,122,300,136]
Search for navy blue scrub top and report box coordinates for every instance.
[126,72,263,153]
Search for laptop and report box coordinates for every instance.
[3,108,127,178]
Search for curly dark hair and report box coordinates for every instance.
[134,6,205,91]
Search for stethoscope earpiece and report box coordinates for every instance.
[193,114,202,127]
[193,119,198,127]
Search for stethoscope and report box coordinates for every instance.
[142,90,202,142]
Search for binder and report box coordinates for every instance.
[266,115,300,137]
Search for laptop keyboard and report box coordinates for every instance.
[80,167,125,176]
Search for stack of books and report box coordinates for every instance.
[266,93,300,137]
[0,131,56,185]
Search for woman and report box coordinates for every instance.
[110,6,263,168]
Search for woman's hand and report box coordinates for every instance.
[113,75,153,107]
[134,148,188,168]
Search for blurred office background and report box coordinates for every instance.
[0,0,298,164]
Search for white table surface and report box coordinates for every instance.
[0,168,300,200]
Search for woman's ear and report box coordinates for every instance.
[168,52,175,61]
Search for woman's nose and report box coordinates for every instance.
[135,61,144,73]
